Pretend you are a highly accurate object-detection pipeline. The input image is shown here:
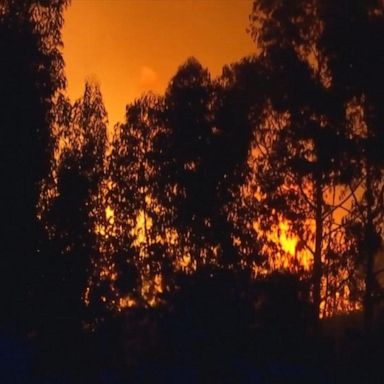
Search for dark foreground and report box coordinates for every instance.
[2,271,384,384]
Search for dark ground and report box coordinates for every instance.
[1,271,384,383]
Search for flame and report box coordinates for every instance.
[40,90,365,320]
[105,206,114,224]
[131,210,153,248]
[119,296,136,309]
[278,221,298,256]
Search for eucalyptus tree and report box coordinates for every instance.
[42,81,108,323]
[163,58,214,266]
[318,0,384,328]
[90,93,176,309]
[0,0,69,325]
[163,57,238,269]
[247,0,358,319]
[215,56,268,270]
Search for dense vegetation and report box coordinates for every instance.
[1,0,384,382]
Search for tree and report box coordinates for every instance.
[87,93,178,311]
[165,58,213,266]
[247,1,359,319]
[318,0,384,329]
[216,57,270,271]
[164,57,225,267]
[0,0,69,327]
[40,81,107,325]
[252,0,384,325]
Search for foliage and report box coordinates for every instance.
[39,81,107,325]
[0,0,69,326]
[4,0,384,330]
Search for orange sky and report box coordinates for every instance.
[62,0,255,127]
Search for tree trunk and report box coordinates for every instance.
[364,164,375,332]
[313,177,323,321]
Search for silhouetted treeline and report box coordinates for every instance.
[0,0,69,329]
[1,0,384,381]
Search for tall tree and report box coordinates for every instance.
[88,93,177,311]
[164,57,222,267]
[0,0,69,326]
[248,0,358,319]
[253,0,384,324]
[318,0,384,328]
[216,56,270,271]
[40,81,107,325]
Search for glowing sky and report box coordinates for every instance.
[62,0,255,127]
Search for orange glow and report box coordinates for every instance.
[62,0,255,127]
[55,1,365,318]
[131,210,153,248]
[277,221,298,256]
[119,296,136,309]
[105,206,114,224]
[61,0,299,312]
[252,218,313,274]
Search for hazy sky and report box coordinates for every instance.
[62,0,255,127]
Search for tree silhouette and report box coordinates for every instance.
[0,0,68,327]
[247,1,361,319]
[250,0,384,324]
[164,58,223,268]
[217,57,270,271]
[87,93,178,311]
[40,81,107,326]
[318,0,384,329]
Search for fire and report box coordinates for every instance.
[119,296,136,309]
[270,220,312,272]
[131,210,153,248]
[43,100,363,319]
[251,217,313,274]
[278,221,298,256]
[105,206,114,224]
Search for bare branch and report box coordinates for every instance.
[323,181,362,219]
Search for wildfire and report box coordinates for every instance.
[105,206,114,224]
[40,91,365,321]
